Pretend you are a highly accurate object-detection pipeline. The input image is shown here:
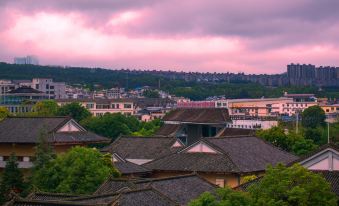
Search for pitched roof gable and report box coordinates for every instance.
[0,117,109,144]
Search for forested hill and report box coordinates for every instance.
[0,62,166,89]
[0,62,338,100]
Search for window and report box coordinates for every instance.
[46,84,49,89]
[36,84,39,89]
[23,157,30,162]
[111,104,115,109]
[50,86,54,89]
[124,104,132,109]
[215,179,225,187]
[86,103,94,109]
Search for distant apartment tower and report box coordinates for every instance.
[287,63,339,86]
[14,55,39,65]
[31,78,66,99]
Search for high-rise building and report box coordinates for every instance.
[31,78,66,99]
[14,55,39,65]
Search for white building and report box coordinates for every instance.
[31,78,66,99]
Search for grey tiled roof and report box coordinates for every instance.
[163,108,230,124]
[27,192,79,201]
[103,136,182,160]
[155,124,183,137]
[94,174,217,205]
[114,161,151,175]
[145,136,297,174]
[0,117,109,144]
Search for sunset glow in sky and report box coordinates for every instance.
[1,0,339,73]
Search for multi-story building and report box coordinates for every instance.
[0,86,49,113]
[14,55,39,65]
[31,78,66,99]
[0,80,16,95]
[57,98,135,116]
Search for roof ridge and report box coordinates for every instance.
[133,173,200,183]
[7,116,69,119]
[120,135,174,139]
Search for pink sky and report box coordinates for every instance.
[1,0,339,74]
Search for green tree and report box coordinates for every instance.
[301,105,326,128]
[32,146,118,194]
[248,164,337,206]
[30,129,56,188]
[143,89,160,98]
[132,118,163,136]
[32,100,59,116]
[57,102,91,122]
[189,187,253,206]
[256,126,318,156]
[304,127,326,145]
[80,113,140,140]
[0,107,10,121]
[0,153,26,204]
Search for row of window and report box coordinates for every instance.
[86,103,133,109]
[0,156,32,162]
[226,124,261,129]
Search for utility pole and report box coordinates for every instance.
[296,112,299,134]
[327,121,330,144]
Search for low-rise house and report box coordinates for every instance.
[144,136,298,188]
[236,144,339,198]
[102,136,184,166]
[160,108,231,144]
[12,174,217,206]
[0,117,109,170]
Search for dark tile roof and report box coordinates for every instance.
[162,108,230,124]
[94,178,136,195]
[133,174,217,205]
[313,170,339,197]
[216,128,256,137]
[114,161,151,175]
[145,136,297,174]
[155,124,182,137]
[4,198,102,206]
[206,136,298,172]
[8,86,43,94]
[69,188,178,206]
[0,117,109,144]
[103,136,182,160]
[27,192,79,201]
[95,174,216,205]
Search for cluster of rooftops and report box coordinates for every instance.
[0,108,338,205]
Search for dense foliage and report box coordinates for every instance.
[143,89,160,98]
[80,113,162,140]
[189,187,252,206]
[0,154,26,204]
[31,146,119,194]
[57,102,92,122]
[32,100,59,116]
[248,164,337,206]
[256,126,318,156]
[189,164,337,206]
[301,105,326,128]
[0,107,10,121]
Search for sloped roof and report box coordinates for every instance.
[68,188,178,206]
[4,198,101,206]
[0,117,109,144]
[216,128,256,137]
[103,136,182,160]
[27,192,79,201]
[133,174,217,205]
[145,136,297,174]
[8,86,43,94]
[94,174,217,205]
[155,124,182,137]
[114,161,151,175]
[206,136,298,172]
[162,108,230,124]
